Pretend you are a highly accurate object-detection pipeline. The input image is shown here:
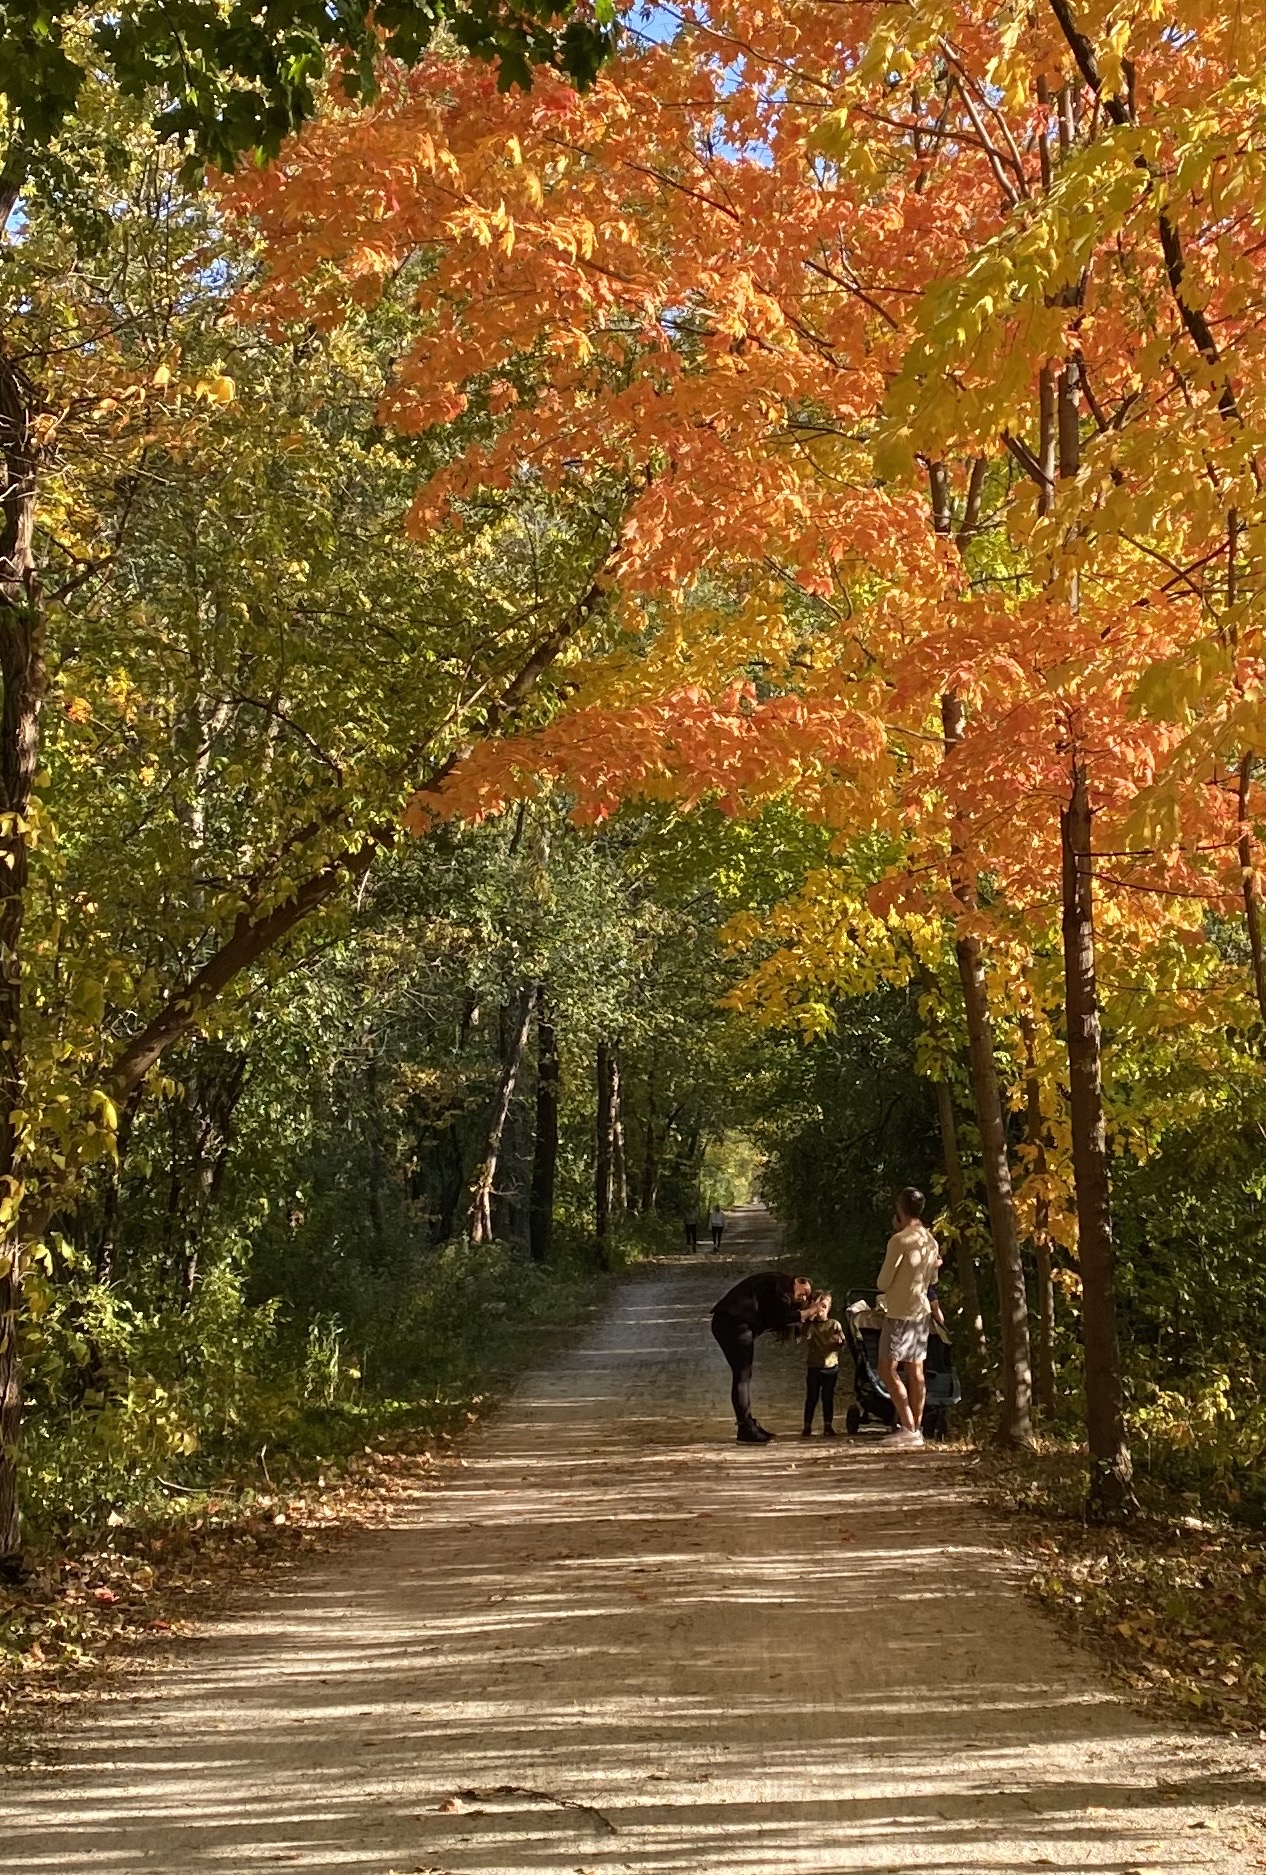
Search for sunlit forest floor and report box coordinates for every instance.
[2,1207,1263,1873]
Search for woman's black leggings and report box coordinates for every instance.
[710,1311,755,1430]
[804,1365,838,1430]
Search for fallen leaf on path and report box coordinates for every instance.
[437,1796,463,1813]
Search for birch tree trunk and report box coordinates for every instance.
[468,988,534,1246]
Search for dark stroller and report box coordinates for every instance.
[841,1291,962,1440]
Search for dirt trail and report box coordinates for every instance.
[4,1204,1266,1873]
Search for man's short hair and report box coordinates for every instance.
[897,1185,925,1220]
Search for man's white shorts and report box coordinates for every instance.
[879,1314,929,1365]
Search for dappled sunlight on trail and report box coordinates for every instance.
[2,1207,1263,1872]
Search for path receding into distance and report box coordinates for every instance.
[4,1205,1265,1874]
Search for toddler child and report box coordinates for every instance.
[802,1290,846,1437]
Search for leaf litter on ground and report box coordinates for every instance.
[980,1447,1266,1742]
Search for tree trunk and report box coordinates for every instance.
[954,931,1034,1445]
[96,1088,142,1286]
[1060,764,1134,1514]
[1038,364,1057,516]
[178,1051,248,1301]
[916,954,988,1369]
[640,1067,658,1213]
[1238,752,1266,1026]
[529,988,558,1264]
[941,693,1034,1445]
[930,1076,988,1367]
[365,1046,387,1261]
[437,1124,466,1243]
[0,349,46,1572]
[1020,1014,1057,1419]
[611,1047,628,1214]
[595,1040,616,1263]
[468,987,533,1246]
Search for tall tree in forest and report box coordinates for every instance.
[529,988,559,1262]
[594,1039,617,1260]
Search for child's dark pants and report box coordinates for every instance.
[804,1365,838,1431]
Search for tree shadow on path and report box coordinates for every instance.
[3,1207,1264,1873]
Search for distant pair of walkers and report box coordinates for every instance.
[709,1186,941,1447]
[684,1208,726,1251]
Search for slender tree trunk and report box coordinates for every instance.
[941,693,1033,1444]
[595,1040,616,1263]
[437,1125,465,1243]
[469,988,534,1245]
[930,1076,988,1367]
[96,1089,141,1286]
[1020,1015,1057,1419]
[916,954,988,1367]
[1238,752,1266,1026]
[178,1053,247,1301]
[640,1068,657,1213]
[529,988,558,1264]
[1060,764,1134,1513]
[611,1047,628,1214]
[1038,364,1057,516]
[954,930,1034,1444]
[929,465,1029,1435]
[365,1048,387,1261]
[0,351,45,1571]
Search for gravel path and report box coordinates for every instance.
[3,1203,1265,1873]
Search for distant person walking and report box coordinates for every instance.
[876,1185,941,1449]
[711,1269,814,1443]
[684,1210,699,1251]
[709,1207,725,1248]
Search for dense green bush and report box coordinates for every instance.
[21,1238,608,1544]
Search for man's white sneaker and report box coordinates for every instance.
[886,1427,924,1448]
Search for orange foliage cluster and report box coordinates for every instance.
[223,0,1266,934]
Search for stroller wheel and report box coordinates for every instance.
[845,1404,862,1436]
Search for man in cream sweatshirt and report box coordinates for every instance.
[875,1185,942,1449]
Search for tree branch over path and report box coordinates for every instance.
[106,569,611,1102]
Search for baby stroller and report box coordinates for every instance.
[841,1292,962,1440]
